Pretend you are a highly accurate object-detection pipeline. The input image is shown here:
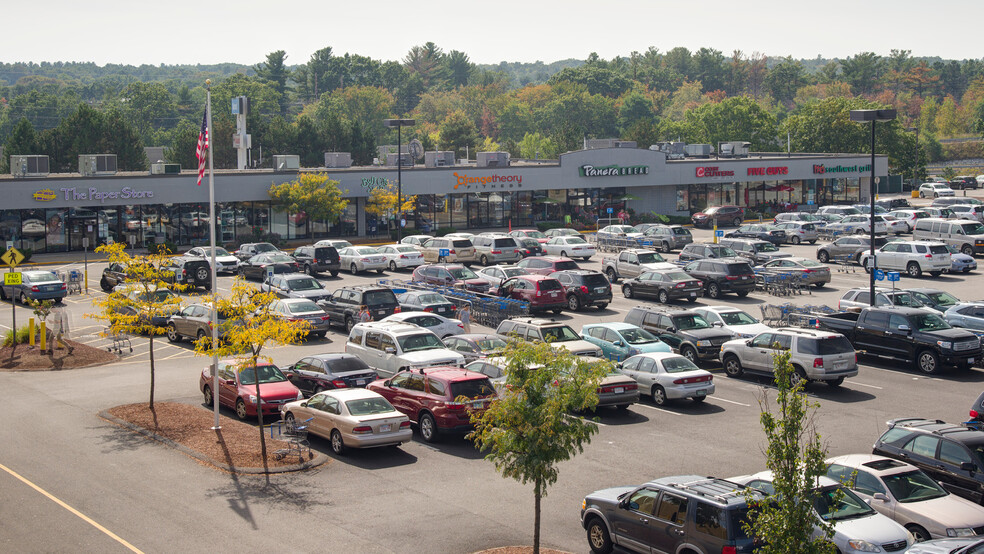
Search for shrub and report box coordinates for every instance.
[3,325,35,346]
[151,240,180,256]
[535,222,565,232]
[435,227,457,237]
[19,248,33,264]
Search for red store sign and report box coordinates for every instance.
[695,166,734,178]
[747,166,789,176]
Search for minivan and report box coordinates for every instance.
[913,218,984,256]
[470,235,522,266]
[420,237,478,265]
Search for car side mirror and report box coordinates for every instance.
[961,462,978,472]
[613,340,624,347]
[871,493,889,502]
[667,327,676,333]
[745,339,752,346]
[384,347,396,354]
[898,324,910,332]
[383,380,391,387]
[224,379,235,385]
[300,402,308,408]
[712,321,723,327]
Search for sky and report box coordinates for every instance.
[4,0,982,67]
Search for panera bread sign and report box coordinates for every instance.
[578,164,649,177]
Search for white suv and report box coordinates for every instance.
[859,240,951,277]
[345,321,465,378]
[720,328,858,387]
[919,182,955,198]
[496,318,603,357]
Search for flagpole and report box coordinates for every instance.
[206,80,221,431]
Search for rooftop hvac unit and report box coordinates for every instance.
[150,163,181,175]
[324,152,352,168]
[79,154,118,176]
[385,153,413,167]
[614,141,637,148]
[476,152,510,168]
[10,155,50,177]
[424,151,455,168]
[273,155,300,172]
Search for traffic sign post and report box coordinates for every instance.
[2,247,24,357]
[887,271,900,293]
[873,269,885,281]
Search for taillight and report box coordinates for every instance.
[394,307,401,313]
[399,254,409,259]
[813,357,824,368]
[182,269,188,275]
[449,249,456,254]
[446,402,467,411]
[320,315,329,321]
[925,254,933,258]
[331,380,347,388]
[725,275,738,280]
[361,257,371,262]
[31,285,39,292]
[580,285,589,294]
[673,376,711,384]
[423,307,434,312]
[60,284,67,290]
[675,282,686,288]
[535,289,542,297]
[352,426,372,434]
[491,250,502,254]
[722,547,737,554]
[399,421,411,429]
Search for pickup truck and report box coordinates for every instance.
[602,249,678,283]
[810,306,982,374]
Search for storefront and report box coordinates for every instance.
[0,148,887,253]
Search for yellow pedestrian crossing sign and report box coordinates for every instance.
[4,272,21,286]
[1,247,24,267]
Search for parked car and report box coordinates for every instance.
[282,353,378,395]
[720,327,858,387]
[234,242,280,261]
[754,257,832,288]
[496,318,603,357]
[551,269,612,311]
[859,240,951,278]
[379,311,465,339]
[395,291,457,316]
[597,224,645,241]
[825,454,984,541]
[640,224,693,252]
[442,333,509,363]
[691,306,773,338]
[691,205,745,228]
[951,176,980,190]
[508,229,550,244]
[581,322,671,361]
[111,286,181,327]
[904,537,984,552]
[279,388,411,454]
[873,418,984,505]
[199,360,302,420]
[516,237,543,258]
[99,262,132,292]
[774,211,825,225]
[516,255,580,275]
[260,273,331,302]
[492,274,567,313]
[399,235,432,247]
[162,256,213,291]
[419,237,477,264]
[290,244,341,277]
[623,306,734,365]
[412,264,491,293]
[236,252,299,280]
[717,238,790,265]
[946,244,978,273]
[817,205,862,217]
[944,302,984,332]
[620,269,703,304]
[470,235,523,266]
[816,235,892,264]
[724,223,787,245]
[543,228,582,238]
[825,214,894,235]
[921,183,956,198]
[887,209,930,232]
[367,366,496,442]
[185,246,239,274]
[474,265,529,287]
[373,244,424,271]
[320,285,401,331]
[773,221,819,244]
[345,321,465,377]
[313,239,352,250]
[337,246,387,275]
[933,197,984,208]
[950,205,984,224]
[580,475,763,554]
[166,303,234,343]
[682,257,757,299]
[907,288,961,313]
[601,249,677,282]
[268,298,330,338]
[913,218,984,256]
[0,270,66,304]
[542,235,596,260]
[618,352,714,405]
[921,207,960,220]
[677,242,738,262]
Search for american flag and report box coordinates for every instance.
[195,109,209,186]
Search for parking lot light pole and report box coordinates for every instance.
[383,119,416,242]
[850,109,897,306]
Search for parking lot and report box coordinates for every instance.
[2,196,984,553]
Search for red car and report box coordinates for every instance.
[516,256,580,275]
[200,360,302,420]
[509,229,550,244]
[492,274,567,314]
[691,205,745,228]
[367,367,497,442]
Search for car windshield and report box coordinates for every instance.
[711,246,737,257]
[637,252,666,264]
[620,328,660,345]
[27,271,60,283]
[287,278,323,291]
[137,289,177,302]
[476,337,508,352]
[672,315,711,330]
[542,325,581,342]
[566,237,588,244]
[237,364,287,385]
[924,291,959,307]
[286,300,321,313]
[201,247,231,256]
[719,311,758,325]
[503,268,526,277]
[254,243,278,253]
[397,333,444,352]
[665,271,691,281]
[800,336,855,355]
[758,243,779,252]
[672,227,691,235]
[525,231,547,239]
[449,379,497,399]
[890,293,924,307]
[266,254,294,263]
[554,261,579,271]
[355,247,379,255]
[395,246,418,253]
[448,267,478,279]
[799,214,821,222]
[813,486,875,521]
[662,356,700,373]
[418,293,447,304]
[960,222,984,235]
[798,259,823,268]
[912,313,951,331]
[882,470,948,502]
[345,397,395,416]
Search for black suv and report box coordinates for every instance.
[623,306,733,365]
[163,257,212,291]
[292,245,341,277]
[551,269,612,311]
[282,354,378,396]
[717,238,789,265]
[319,285,400,332]
[677,243,738,263]
[682,258,756,299]
[99,262,131,292]
[872,418,984,505]
[581,475,761,554]
[950,176,979,190]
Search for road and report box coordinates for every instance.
[1,220,982,553]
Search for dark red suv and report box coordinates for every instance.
[516,256,580,275]
[691,205,745,228]
[367,367,497,442]
[492,274,567,314]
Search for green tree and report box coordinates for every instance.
[517,132,559,159]
[443,50,474,88]
[469,340,610,554]
[438,110,478,157]
[404,42,446,89]
[745,349,836,554]
[686,95,777,151]
[548,65,632,98]
[1,118,41,173]
[974,100,984,138]
[840,52,884,95]
[117,82,178,143]
[617,90,657,134]
[268,173,349,224]
[692,47,728,93]
[254,50,291,114]
[764,57,806,105]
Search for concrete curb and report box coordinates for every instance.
[98,410,330,475]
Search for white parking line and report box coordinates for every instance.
[712,397,752,407]
[846,380,883,390]
[633,404,682,416]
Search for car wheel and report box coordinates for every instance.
[586,517,613,554]
[934,193,940,198]
[568,295,581,311]
[789,367,809,389]
[658,289,669,304]
[304,264,313,275]
[376,268,384,274]
[736,290,749,297]
[389,261,398,271]
[606,268,618,283]
[651,385,667,406]
[0,287,6,301]
[707,282,721,299]
[854,228,866,235]
[916,350,940,375]
[596,303,608,310]
[551,308,564,315]
[100,278,113,292]
[19,293,29,305]
[686,296,697,303]
[419,412,439,443]
[662,241,670,253]
[284,412,296,429]
[345,316,355,333]
[919,191,925,198]
[929,271,941,277]
[313,331,326,339]
[962,245,975,256]
[818,251,830,263]
[166,324,181,343]
[692,396,706,404]
[827,377,844,387]
[622,285,633,299]
[197,329,210,347]
[907,262,922,278]
[791,236,800,245]
[732,217,742,227]
[330,429,346,455]
[560,251,568,258]
[237,268,246,278]
[813,282,825,289]
[681,346,698,365]
[906,524,931,543]
[481,255,489,266]
[235,398,248,420]
[724,355,743,378]
[203,386,214,407]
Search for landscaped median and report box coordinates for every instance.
[100,402,329,474]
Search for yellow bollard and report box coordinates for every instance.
[713,224,718,244]
[29,317,35,346]
[40,322,46,352]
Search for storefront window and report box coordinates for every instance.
[0,211,20,250]
[339,201,357,236]
[270,206,288,241]
[22,209,46,252]
[450,194,467,229]
[675,186,688,212]
[433,194,451,231]
[45,209,67,251]
[513,191,532,226]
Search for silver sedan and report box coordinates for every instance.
[475,265,530,286]
[338,246,388,274]
[280,389,412,455]
[375,244,425,271]
[755,256,832,288]
[618,352,715,405]
[379,312,465,338]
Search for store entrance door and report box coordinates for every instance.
[69,217,98,251]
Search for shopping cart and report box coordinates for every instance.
[273,416,312,461]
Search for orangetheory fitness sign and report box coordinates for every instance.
[452,172,523,190]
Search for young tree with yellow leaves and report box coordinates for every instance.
[268,172,349,228]
[364,181,417,229]
[193,278,310,461]
[91,242,186,411]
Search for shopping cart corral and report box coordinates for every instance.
[376,279,529,328]
[759,304,835,327]
[753,270,812,297]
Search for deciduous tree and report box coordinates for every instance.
[268,173,349,225]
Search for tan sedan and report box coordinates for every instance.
[280,388,412,455]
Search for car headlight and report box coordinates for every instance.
[937,340,952,349]
[296,391,304,400]
[248,395,257,404]
[947,527,977,537]
[696,340,711,347]
[847,539,881,552]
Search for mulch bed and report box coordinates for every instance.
[107,402,318,471]
[0,340,117,371]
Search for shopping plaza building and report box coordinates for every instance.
[1,147,888,253]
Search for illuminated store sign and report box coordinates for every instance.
[58,186,154,203]
[578,164,649,177]
[360,176,391,191]
[747,166,789,176]
[695,166,734,178]
[813,164,872,175]
[452,172,523,190]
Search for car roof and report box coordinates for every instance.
[323,388,385,401]
[411,366,490,381]
[738,470,839,489]
[646,475,760,505]
[699,305,746,314]
[584,322,637,331]
[886,418,984,444]
[630,352,689,362]
[310,353,363,362]
[826,454,914,476]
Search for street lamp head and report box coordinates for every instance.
[384,119,416,128]
[849,109,897,123]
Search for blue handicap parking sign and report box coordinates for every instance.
[874,269,885,281]
[887,271,900,282]
[714,230,724,237]
[607,207,613,214]
[439,249,450,257]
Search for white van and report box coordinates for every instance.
[913,218,984,256]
